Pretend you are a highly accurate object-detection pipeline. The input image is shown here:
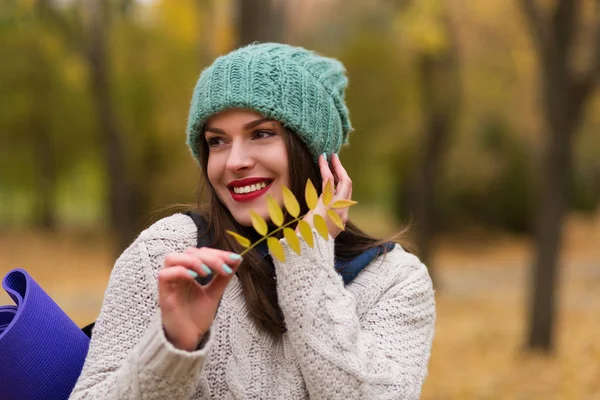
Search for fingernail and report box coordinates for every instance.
[322,153,327,160]
[229,253,242,261]
[222,264,233,275]
[334,152,339,159]
[201,264,212,275]
[187,269,198,279]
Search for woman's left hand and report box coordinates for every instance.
[301,153,352,239]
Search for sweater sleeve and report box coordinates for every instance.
[69,222,212,399]
[273,230,435,400]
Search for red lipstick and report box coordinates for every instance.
[227,177,273,203]
[227,177,271,188]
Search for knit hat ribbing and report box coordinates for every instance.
[186,42,353,164]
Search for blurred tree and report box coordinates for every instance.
[86,0,138,253]
[394,0,461,281]
[196,0,214,61]
[1,1,86,229]
[30,48,58,229]
[237,0,286,46]
[519,0,600,351]
[38,0,154,252]
[18,11,58,230]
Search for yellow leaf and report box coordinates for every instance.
[297,220,314,247]
[267,237,285,263]
[327,209,345,231]
[313,214,329,240]
[323,180,333,207]
[250,210,268,236]
[305,179,318,210]
[282,186,300,217]
[283,227,301,255]
[267,195,284,227]
[226,230,251,248]
[330,199,358,209]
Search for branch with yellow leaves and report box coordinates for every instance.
[226,179,357,263]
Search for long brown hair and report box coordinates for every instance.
[193,125,410,339]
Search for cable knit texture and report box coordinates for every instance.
[186,42,353,164]
[69,213,435,399]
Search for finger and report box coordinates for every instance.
[164,253,212,277]
[318,153,335,192]
[204,264,240,301]
[157,266,198,298]
[341,186,352,223]
[191,250,241,277]
[329,154,341,185]
[331,154,352,199]
[185,247,242,266]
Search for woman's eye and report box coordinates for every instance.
[253,130,275,140]
[206,137,225,147]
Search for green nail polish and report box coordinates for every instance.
[229,253,242,261]
[187,269,198,279]
[222,264,233,274]
[201,264,212,275]
[322,153,327,160]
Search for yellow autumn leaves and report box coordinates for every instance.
[226,179,357,263]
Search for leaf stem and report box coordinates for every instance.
[239,215,306,256]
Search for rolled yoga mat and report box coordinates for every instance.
[0,269,90,400]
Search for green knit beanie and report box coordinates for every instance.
[186,42,353,164]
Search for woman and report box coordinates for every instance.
[70,42,435,399]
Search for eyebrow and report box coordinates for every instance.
[205,117,275,135]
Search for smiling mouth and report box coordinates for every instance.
[231,180,270,194]
[228,179,273,202]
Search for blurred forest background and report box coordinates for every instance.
[1,0,600,398]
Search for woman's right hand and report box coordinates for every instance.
[158,248,243,351]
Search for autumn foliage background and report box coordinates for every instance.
[1,0,600,398]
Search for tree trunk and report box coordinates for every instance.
[33,125,57,230]
[527,121,572,350]
[237,0,286,46]
[527,64,585,350]
[408,25,460,282]
[409,55,448,276]
[87,1,137,253]
[30,47,57,230]
[519,0,600,352]
[196,0,213,62]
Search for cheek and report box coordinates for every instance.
[266,142,289,178]
[279,157,290,187]
[206,158,221,188]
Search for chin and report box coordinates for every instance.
[232,214,253,227]
[230,206,270,228]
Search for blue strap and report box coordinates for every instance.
[335,242,396,285]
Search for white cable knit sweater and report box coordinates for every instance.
[69,213,435,399]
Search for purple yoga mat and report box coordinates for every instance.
[0,269,90,400]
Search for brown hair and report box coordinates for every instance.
[193,126,410,339]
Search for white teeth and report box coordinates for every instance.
[233,181,269,194]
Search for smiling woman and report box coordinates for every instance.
[69,43,436,400]
[204,110,290,225]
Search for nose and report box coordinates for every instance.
[225,140,255,172]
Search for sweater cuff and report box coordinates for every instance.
[137,311,212,380]
[273,228,337,283]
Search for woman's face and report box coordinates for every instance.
[205,109,290,227]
